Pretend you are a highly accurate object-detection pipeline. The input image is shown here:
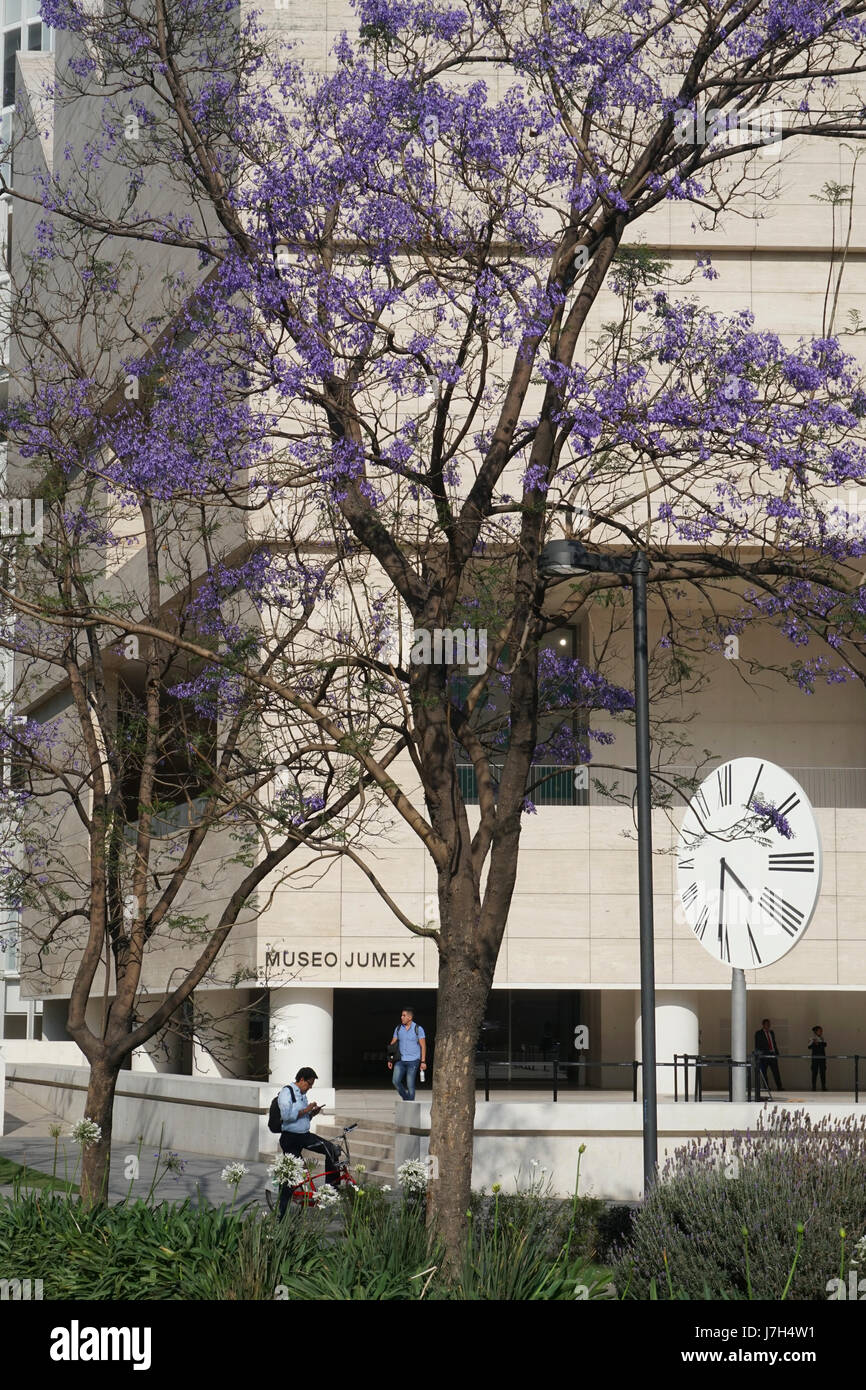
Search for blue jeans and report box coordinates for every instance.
[392,1060,420,1100]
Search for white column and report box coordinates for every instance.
[269,987,334,1090]
[41,998,69,1041]
[192,989,249,1078]
[635,991,700,1100]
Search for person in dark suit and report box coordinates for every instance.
[754,1018,783,1093]
[809,1026,828,1091]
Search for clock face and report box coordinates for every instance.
[676,758,822,969]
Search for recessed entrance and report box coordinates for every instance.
[332,988,587,1087]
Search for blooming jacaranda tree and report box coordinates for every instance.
[2,0,866,1256]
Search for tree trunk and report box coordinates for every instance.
[79,1057,120,1208]
[426,947,490,1272]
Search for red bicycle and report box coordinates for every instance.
[266,1123,360,1210]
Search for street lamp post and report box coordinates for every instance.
[539,539,658,1194]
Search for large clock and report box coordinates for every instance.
[676,759,822,969]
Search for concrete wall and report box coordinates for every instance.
[0,1040,86,1066]
[7,1063,335,1162]
[395,1098,866,1201]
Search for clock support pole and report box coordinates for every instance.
[731,967,747,1102]
[632,552,658,1190]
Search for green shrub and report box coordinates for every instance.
[278,1188,441,1299]
[0,1194,251,1300]
[594,1204,636,1263]
[613,1108,866,1300]
[0,1172,615,1300]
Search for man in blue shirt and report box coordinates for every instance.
[388,1007,427,1101]
[276,1066,340,1217]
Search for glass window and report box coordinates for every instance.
[3,1013,26,1039]
[0,923,18,971]
[3,29,21,109]
[1,110,10,187]
[27,22,41,51]
[32,1013,42,1040]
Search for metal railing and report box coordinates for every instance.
[457,764,866,807]
[478,1055,678,1102]
[674,1052,862,1104]
[475,1053,863,1102]
[122,794,210,842]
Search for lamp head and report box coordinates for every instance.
[539,539,594,576]
[539,539,634,577]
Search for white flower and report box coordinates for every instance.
[267,1153,307,1188]
[530,1158,540,1167]
[381,1184,392,1192]
[355,1163,367,1174]
[397,1159,429,1194]
[220,1161,247,1187]
[70,1118,102,1148]
[313,1185,340,1210]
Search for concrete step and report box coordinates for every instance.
[329,1118,395,1138]
[341,1136,393,1156]
[317,1117,396,1183]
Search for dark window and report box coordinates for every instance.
[33,1014,43,1039]
[116,677,218,827]
[3,1013,26,1039]
[3,30,21,108]
[27,23,42,51]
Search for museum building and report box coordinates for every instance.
[2,3,866,1105]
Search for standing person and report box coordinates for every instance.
[809,1026,828,1092]
[388,1006,427,1101]
[753,1017,783,1095]
[276,1067,340,1218]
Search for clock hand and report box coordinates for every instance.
[718,858,726,953]
[722,861,753,902]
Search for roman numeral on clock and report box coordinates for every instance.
[768,852,815,873]
[746,761,764,810]
[746,923,762,965]
[694,905,709,940]
[759,888,804,936]
[682,882,699,908]
[678,858,694,870]
[717,765,732,807]
[775,793,800,820]
[694,788,710,820]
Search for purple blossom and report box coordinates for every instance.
[750,799,794,840]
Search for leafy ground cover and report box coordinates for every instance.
[0,1156,78,1195]
[0,1184,611,1301]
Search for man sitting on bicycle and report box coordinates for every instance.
[277,1067,341,1217]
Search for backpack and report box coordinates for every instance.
[268,1083,296,1134]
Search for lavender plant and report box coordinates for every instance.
[613,1109,866,1300]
